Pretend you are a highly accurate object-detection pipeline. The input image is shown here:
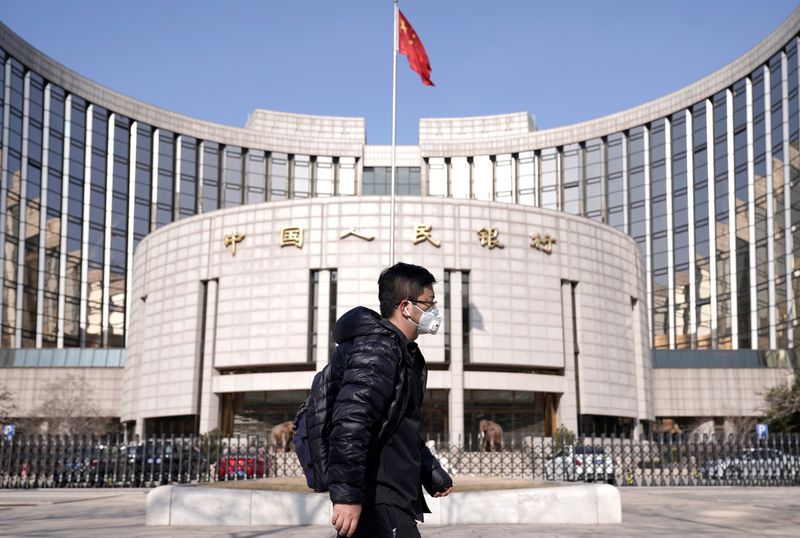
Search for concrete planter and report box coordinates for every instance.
[146,483,621,526]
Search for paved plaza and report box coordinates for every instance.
[0,487,798,537]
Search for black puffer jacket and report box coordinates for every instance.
[326,306,451,505]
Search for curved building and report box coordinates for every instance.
[0,8,798,437]
[122,196,650,438]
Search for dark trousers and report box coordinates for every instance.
[346,503,421,538]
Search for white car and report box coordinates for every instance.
[701,448,798,481]
[544,445,616,484]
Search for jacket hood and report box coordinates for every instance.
[333,306,406,345]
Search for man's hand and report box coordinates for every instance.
[434,486,453,497]
[332,502,362,537]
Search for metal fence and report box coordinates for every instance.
[1,431,798,489]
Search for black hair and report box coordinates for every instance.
[377,262,436,318]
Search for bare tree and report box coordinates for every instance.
[32,374,115,436]
[762,372,800,433]
[723,415,758,437]
[0,383,17,424]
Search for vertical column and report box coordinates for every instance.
[56,95,72,347]
[578,144,585,215]
[643,126,653,346]
[197,141,206,211]
[706,99,719,344]
[0,59,10,330]
[174,134,183,220]
[125,121,137,337]
[665,119,675,348]
[781,52,794,348]
[316,269,331,372]
[764,66,777,348]
[686,109,698,342]
[198,279,220,433]
[78,104,94,346]
[101,113,115,347]
[35,84,51,347]
[150,129,160,230]
[556,147,562,210]
[491,155,496,202]
[448,272,464,447]
[511,153,519,205]
[746,78,759,347]
[726,89,739,348]
[14,72,30,345]
[533,151,539,207]
[621,133,629,233]
[559,280,579,433]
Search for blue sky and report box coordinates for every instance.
[2,1,798,144]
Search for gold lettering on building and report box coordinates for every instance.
[412,224,441,247]
[530,233,556,254]
[223,231,246,256]
[476,227,504,249]
[280,227,304,248]
[339,227,375,241]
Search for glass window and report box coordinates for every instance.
[315,156,334,197]
[396,166,420,195]
[223,146,243,208]
[178,136,198,218]
[540,148,558,210]
[362,166,420,195]
[584,139,604,221]
[292,155,310,198]
[712,91,732,348]
[270,152,288,200]
[769,53,789,347]
[562,144,581,215]
[607,133,625,230]
[671,112,691,348]
[133,124,152,246]
[0,49,5,140]
[201,141,220,212]
[245,149,266,204]
[495,154,514,203]
[517,151,535,206]
[463,390,548,437]
[362,166,386,195]
[155,130,175,228]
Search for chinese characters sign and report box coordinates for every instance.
[476,227,504,249]
[223,225,557,254]
[280,227,304,248]
[530,233,556,255]
[223,232,245,256]
[413,224,441,247]
[340,227,375,241]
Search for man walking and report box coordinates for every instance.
[329,262,453,537]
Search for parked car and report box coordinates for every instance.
[123,442,206,485]
[701,448,798,481]
[217,451,269,480]
[544,445,616,484]
[53,444,108,486]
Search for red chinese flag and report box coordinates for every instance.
[398,10,434,86]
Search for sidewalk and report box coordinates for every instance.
[0,487,799,537]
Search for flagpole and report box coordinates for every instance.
[390,0,398,266]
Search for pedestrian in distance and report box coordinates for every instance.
[329,262,453,538]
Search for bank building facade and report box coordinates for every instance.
[1,9,799,441]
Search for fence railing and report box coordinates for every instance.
[1,431,798,489]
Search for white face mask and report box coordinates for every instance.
[406,302,443,335]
